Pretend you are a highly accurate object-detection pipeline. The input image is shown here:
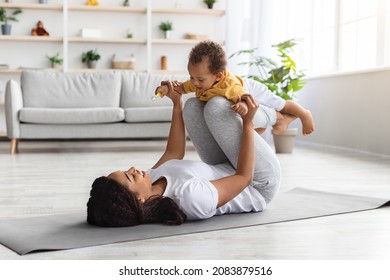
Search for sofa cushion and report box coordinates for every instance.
[124,107,172,123]
[19,108,125,124]
[120,72,190,108]
[21,70,122,108]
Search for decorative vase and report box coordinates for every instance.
[1,24,11,35]
[272,128,298,153]
[164,30,171,39]
[161,56,167,70]
[87,60,97,69]
[51,63,61,69]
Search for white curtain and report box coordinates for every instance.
[226,0,285,75]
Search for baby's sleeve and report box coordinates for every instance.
[182,80,196,93]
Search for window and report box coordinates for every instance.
[251,0,388,75]
[339,0,378,71]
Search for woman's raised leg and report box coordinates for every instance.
[183,97,228,165]
[203,97,281,203]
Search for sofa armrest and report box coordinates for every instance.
[5,80,24,139]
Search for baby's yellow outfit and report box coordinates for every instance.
[182,70,245,103]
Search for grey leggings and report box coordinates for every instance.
[183,97,281,203]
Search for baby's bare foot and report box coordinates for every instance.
[272,112,297,135]
[301,110,314,135]
[255,127,266,135]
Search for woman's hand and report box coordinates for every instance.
[159,80,182,105]
[237,94,259,123]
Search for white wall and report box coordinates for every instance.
[294,68,390,156]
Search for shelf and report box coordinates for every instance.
[152,39,225,45]
[0,1,226,74]
[68,37,146,44]
[68,5,146,13]
[0,68,20,74]
[152,8,225,16]
[0,3,62,11]
[0,35,62,42]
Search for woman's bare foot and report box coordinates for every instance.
[301,110,314,135]
[272,112,297,135]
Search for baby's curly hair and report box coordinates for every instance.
[188,40,227,74]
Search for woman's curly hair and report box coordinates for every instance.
[188,40,227,74]
[87,176,187,227]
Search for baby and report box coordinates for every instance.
[155,40,314,136]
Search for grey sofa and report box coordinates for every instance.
[5,70,190,154]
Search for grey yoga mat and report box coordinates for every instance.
[0,187,388,255]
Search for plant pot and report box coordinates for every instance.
[272,127,298,153]
[1,24,11,35]
[51,63,62,69]
[39,0,48,4]
[164,30,171,39]
[206,3,214,9]
[87,60,97,69]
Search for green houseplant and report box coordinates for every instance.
[0,8,22,35]
[82,49,101,69]
[159,20,173,39]
[230,38,307,153]
[203,0,218,9]
[46,52,63,69]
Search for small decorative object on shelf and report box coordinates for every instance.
[0,8,22,36]
[161,56,167,70]
[82,49,101,69]
[159,21,173,39]
[123,0,130,7]
[46,52,63,69]
[38,0,48,4]
[203,0,218,9]
[86,0,99,6]
[185,33,209,40]
[31,20,50,36]
[112,54,135,70]
[126,28,133,39]
[80,28,101,38]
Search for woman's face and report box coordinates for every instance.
[108,166,152,204]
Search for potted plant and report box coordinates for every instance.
[159,21,173,39]
[230,38,306,153]
[47,52,63,69]
[81,49,101,69]
[0,8,22,35]
[203,0,217,9]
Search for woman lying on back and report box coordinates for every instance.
[86,81,281,226]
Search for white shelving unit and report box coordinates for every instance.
[0,0,226,73]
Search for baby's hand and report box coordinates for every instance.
[230,101,249,116]
[155,85,169,97]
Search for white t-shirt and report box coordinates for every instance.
[243,78,286,111]
[148,159,267,220]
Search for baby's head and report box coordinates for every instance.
[187,41,227,93]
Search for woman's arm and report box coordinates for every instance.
[152,81,186,169]
[210,94,259,207]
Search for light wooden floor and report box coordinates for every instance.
[0,139,389,260]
